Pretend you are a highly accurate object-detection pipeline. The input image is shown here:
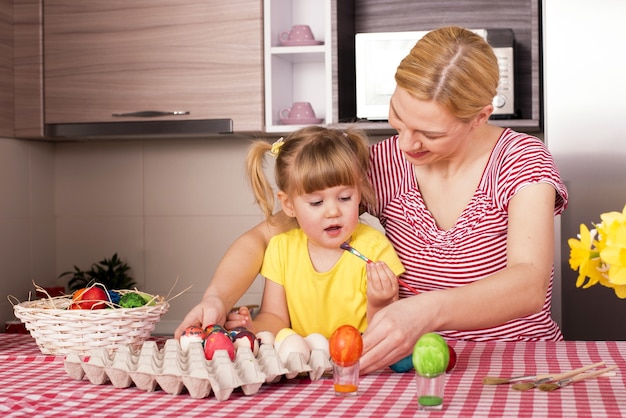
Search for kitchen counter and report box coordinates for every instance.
[1,334,624,417]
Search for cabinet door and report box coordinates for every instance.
[43,0,263,132]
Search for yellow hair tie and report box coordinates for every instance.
[270,137,284,157]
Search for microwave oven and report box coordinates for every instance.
[355,29,515,120]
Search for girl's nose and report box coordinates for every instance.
[325,201,341,217]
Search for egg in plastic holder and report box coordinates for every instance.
[64,338,332,401]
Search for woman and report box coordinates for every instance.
[175,26,568,374]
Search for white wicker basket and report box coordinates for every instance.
[13,296,169,356]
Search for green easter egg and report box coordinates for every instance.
[412,333,449,377]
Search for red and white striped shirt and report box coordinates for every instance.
[368,128,568,341]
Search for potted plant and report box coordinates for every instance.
[60,253,136,292]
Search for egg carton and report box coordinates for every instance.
[63,338,332,401]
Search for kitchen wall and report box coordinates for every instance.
[1,136,270,334]
[0,137,56,326]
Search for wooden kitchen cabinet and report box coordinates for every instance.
[0,0,12,138]
[15,0,264,138]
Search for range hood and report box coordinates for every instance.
[44,118,233,140]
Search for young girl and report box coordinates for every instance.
[225,126,405,338]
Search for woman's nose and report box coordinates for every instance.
[396,130,421,151]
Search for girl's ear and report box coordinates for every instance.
[277,191,296,218]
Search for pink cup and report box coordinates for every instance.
[279,102,317,120]
[279,25,315,43]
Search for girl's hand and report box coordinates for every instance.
[174,294,227,339]
[366,261,399,308]
[225,305,255,333]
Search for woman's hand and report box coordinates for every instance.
[174,294,227,339]
[360,295,433,374]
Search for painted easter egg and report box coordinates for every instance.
[412,333,449,377]
[204,331,235,361]
[180,326,206,352]
[329,325,363,366]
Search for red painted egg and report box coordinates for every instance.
[329,325,363,366]
[232,329,259,355]
[446,343,457,373]
[204,331,235,361]
[70,286,108,310]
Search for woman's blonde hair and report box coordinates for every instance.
[395,26,499,122]
[246,126,375,222]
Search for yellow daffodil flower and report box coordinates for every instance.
[568,223,593,269]
[568,224,601,288]
[606,280,626,299]
[568,204,626,299]
[599,204,626,226]
[599,214,626,285]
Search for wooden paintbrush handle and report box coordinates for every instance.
[551,361,605,382]
[570,365,618,383]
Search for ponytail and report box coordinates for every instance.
[246,140,275,220]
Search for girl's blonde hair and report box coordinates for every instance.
[246,126,375,222]
[395,26,499,122]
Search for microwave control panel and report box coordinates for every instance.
[487,29,515,116]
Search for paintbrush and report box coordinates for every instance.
[537,365,618,392]
[483,371,555,386]
[510,361,605,391]
[339,242,420,295]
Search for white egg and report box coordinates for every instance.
[256,331,275,347]
[305,333,329,358]
[277,333,311,364]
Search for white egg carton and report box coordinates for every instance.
[63,338,332,401]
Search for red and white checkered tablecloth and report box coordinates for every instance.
[1,334,624,417]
